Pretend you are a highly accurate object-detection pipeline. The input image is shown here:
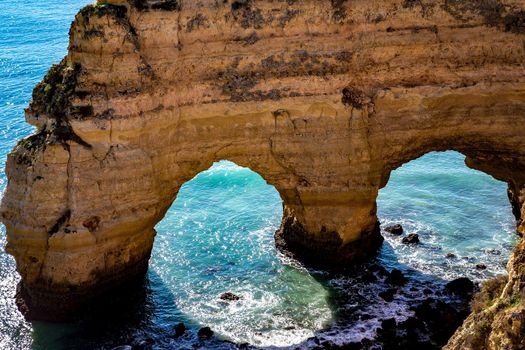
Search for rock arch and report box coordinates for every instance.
[0,0,524,346]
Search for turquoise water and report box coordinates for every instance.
[0,1,519,349]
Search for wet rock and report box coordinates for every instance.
[446,252,457,259]
[377,318,398,346]
[369,263,389,277]
[384,224,403,235]
[423,288,433,295]
[219,292,241,301]
[173,322,186,337]
[381,318,397,331]
[445,277,474,297]
[487,248,501,255]
[402,233,420,244]
[360,313,373,320]
[476,263,487,270]
[198,327,214,338]
[399,316,425,334]
[362,272,378,283]
[385,269,407,286]
[461,256,475,263]
[412,298,470,346]
[379,288,397,302]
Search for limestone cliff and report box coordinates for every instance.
[0,0,524,347]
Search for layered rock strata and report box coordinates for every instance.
[0,0,524,346]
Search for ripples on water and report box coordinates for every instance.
[0,1,519,349]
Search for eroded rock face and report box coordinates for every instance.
[0,0,524,345]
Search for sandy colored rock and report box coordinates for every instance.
[0,0,524,346]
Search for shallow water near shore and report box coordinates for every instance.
[0,1,519,349]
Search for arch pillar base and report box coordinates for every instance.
[15,257,149,322]
[274,210,383,270]
[11,229,156,322]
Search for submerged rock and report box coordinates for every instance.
[369,263,389,277]
[402,234,420,244]
[379,318,397,332]
[412,297,470,346]
[198,327,214,338]
[384,224,403,235]
[445,277,474,297]
[385,269,407,286]
[219,292,241,301]
[475,263,487,270]
[173,322,186,337]
[379,288,397,302]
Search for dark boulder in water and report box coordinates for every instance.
[379,288,397,302]
[360,313,373,320]
[362,271,378,283]
[198,326,214,338]
[487,249,501,255]
[369,263,389,277]
[476,263,487,270]
[384,224,403,235]
[399,316,425,336]
[173,322,186,337]
[402,233,420,244]
[381,318,397,331]
[412,297,470,346]
[385,269,407,286]
[220,292,241,301]
[446,252,456,259]
[445,277,474,296]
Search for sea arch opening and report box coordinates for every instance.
[149,161,335,348]
[377,150,518,280]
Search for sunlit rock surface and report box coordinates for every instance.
[0,0,524,347]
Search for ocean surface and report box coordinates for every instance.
[0,1,519,349]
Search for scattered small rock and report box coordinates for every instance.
[402,233,420,244]
[198,327,214,338]
[173,322,186,337]
[412,298,469,345]
[220,292,241,301]
[360,313,373,320]
[384,224,403,235]
[476,264,487,270]
[379,288,397,302]
[446,253,457,259]
[385,269,407,286]
[381,318,397,331]
[362,272,378,283]
[369,263,389,277]
[445,277,474,296]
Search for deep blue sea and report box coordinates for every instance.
[0,1,519,349]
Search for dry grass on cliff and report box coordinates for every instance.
[471,275,508,313]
